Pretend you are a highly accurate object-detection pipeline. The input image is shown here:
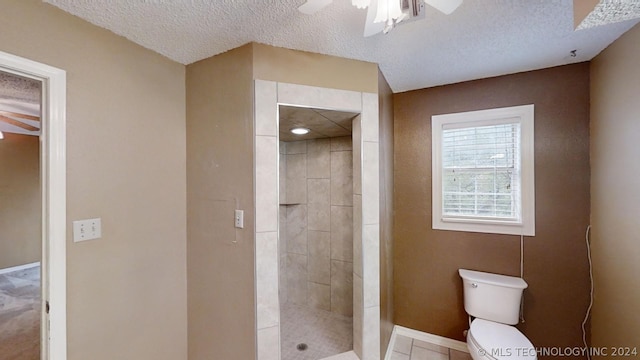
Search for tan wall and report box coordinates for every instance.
[186,44,256,360]
[393,64,591,353]
[0,1,187,359]
[590,24,640,353]
[378,70,394,356]
[252,43,378,93]
[0,133,40,269]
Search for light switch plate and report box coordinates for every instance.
[73,218,102,242]
[234,210,244,229]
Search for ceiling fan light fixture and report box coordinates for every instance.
[352,0,371,9]
[374,0,403,23]
[291,127,310,135]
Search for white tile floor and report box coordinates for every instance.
[390,334,473,360]
[321,350,360,360]
[281,302,353,360]
[279,299,472,360]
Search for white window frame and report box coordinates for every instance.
[431,104,535,236]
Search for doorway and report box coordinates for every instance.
[0,70,42,359]
[278,105,358,359]
[0,50,67,360]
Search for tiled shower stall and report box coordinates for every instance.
[254,80,381,360]
[279,137,354,315]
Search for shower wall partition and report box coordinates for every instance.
[254,81,380,360]
[279,137,354,315]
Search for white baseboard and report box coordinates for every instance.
[0,261,40,275]
[384,325,400,360]
[385,325,469,359]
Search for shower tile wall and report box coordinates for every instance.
[279,136,354,316]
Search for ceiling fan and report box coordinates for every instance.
[0,110,41,135]
[298,0,463,36]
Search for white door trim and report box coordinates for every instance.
[0,50,67,360]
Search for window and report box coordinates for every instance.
[432,105,535,236]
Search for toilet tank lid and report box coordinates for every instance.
[459,269,528,289]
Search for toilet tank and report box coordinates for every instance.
[459,269,528,325]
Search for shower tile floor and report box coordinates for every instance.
[281,302,353,360]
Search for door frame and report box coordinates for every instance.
[0,50,67,360]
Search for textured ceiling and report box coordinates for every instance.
[0,72,41,136]
[279,105,357,142]
[44,0,639,92]
[0,72,40,105]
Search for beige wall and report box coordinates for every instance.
[252,43,378,93]
[393,64,591,352]
[186,44,256,360]
[0,1,187,359]
[378,70,394,356]
[590,24,640,353]
[0,133,40,269]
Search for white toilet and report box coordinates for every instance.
[459,269,537,360]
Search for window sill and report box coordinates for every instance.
[434,217,534,236]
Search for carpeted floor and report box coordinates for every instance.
[0,265,40,360]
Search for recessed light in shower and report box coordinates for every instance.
[290,127,310,135]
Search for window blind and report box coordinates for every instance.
[441,122,521,221]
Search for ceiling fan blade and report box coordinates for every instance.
[0,115,40,132]
[424,0,463,15]
[0,110,40,121]
[363,0,385,37]
[298,0,333,14]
